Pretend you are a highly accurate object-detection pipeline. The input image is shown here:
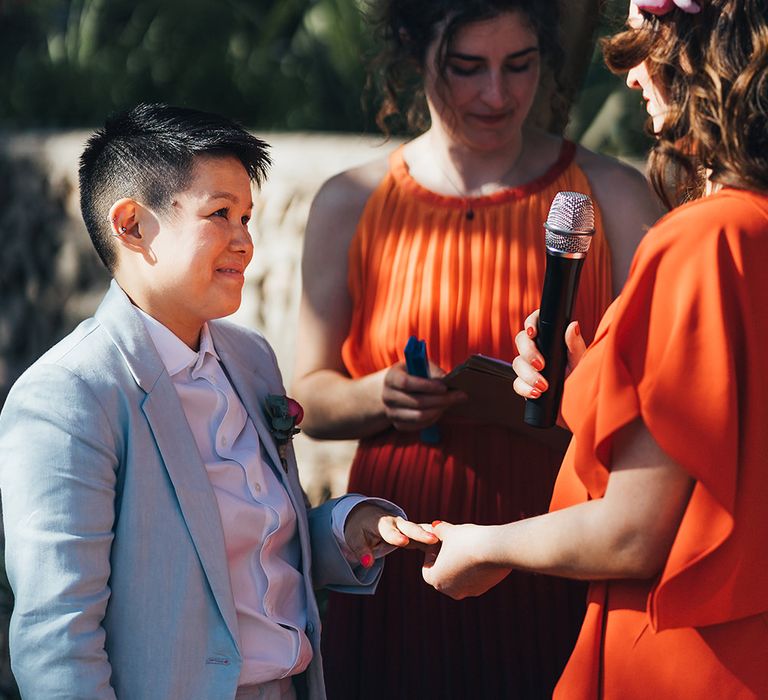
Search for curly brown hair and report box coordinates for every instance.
[602,0,768,208]
[365,0,564,136]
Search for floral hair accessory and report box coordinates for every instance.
[264,394,303,471]
[634,0,701,15]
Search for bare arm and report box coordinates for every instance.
[291,164,386,439]
[423,417,694,599]
[291,160,464,439]
[576,147,666,294]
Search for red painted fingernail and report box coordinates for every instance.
[531,358,544,371]
[534,379,547,392]
[530,389,541,399]
[574,323,581,337]
[431,520,442,527]
[526,326,535,338]
[360,554,374,568]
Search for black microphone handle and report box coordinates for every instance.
[523,253,585,428]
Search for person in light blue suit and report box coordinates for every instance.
[0,104,436,700]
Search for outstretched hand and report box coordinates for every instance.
[511,309,586,400]
[344,504,439,569]
[421,521,512,600]
[382,361,467,432]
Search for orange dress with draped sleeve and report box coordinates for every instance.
[322,142,614,699]
[551,188,768,699]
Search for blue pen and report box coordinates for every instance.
[404,336,441,444]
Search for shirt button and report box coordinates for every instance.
[254,482,261,493]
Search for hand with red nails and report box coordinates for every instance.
[511,309,587,403]
[421,521,512,600]
[344,503,439,569]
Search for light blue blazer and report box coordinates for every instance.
[0,281,383,700]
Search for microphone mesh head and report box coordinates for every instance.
[544,191,595,255]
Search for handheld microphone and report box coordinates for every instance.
[523,191,595,429]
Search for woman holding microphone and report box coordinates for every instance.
[423,0,768,696]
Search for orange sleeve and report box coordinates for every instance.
[556,191,768,630]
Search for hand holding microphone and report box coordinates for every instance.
[522,191,595,429]
[513,310,587,408]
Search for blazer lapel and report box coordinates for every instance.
[95,281,240,646]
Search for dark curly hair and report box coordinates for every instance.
[365,0,564,136]
[602,0,768,208]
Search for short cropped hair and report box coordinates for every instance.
[79,103,271,272]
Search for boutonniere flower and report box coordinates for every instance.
[264,394,303,471]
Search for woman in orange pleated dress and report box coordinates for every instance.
[291,2,662,697]
[423,1,768,698]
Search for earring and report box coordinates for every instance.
[111,226,127,238]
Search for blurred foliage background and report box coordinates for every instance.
[0,0,653,157]
[1,0,378,131]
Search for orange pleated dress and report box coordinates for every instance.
[321,141,614,699]
[551,188,768,699]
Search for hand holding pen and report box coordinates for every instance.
[379,336,466,443]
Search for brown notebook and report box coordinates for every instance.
[441,354,571,451]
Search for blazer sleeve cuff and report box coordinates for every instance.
[307,494,405,593]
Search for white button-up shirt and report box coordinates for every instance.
[138,313,397,686]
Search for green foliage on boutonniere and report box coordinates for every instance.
[265,394,304,472]
[264,394,303,444]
